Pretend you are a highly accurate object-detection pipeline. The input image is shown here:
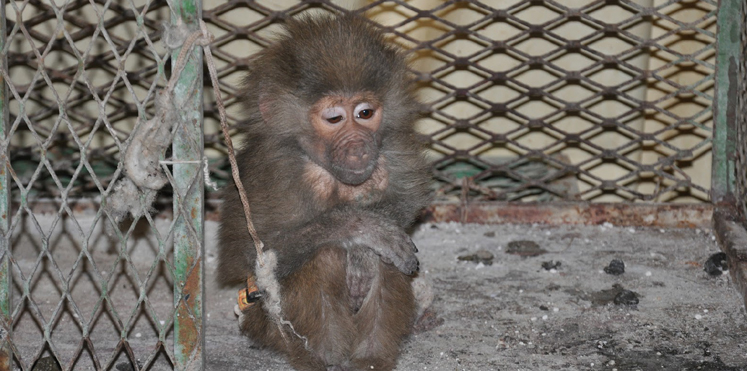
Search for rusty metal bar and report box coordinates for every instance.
[712,0,742,202]
[170,0,205,369]
[423,201,714,229]
[0,0,9,367]
[713,208,747,311]
[735,0,747,226]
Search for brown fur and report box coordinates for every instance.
[217,13,431,370]
[238,246,416,371]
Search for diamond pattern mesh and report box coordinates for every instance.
[0,0,729,369]
[199,0,717,203]
[2,0,204,369]
[5,1,720,203]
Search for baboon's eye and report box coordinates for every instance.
[355,103,376,121]
[322,106,346,125]
[357,109,374,119]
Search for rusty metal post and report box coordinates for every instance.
[0,0,10,368]
[712,0,742,203]
[713,209,747,312]
[170,0,205,369]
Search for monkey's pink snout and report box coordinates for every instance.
[330,140,378,185]
[344,141,371,167]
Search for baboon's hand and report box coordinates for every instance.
[346,216,419,275]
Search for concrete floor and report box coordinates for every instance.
[8,215,747,370]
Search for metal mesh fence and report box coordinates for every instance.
[0,0,730,370]
[1,0,204,369]
[204,0,718,203]
[6,0,720,205]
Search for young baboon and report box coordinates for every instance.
[217,13,430,371]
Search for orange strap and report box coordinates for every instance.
[237,276,260,311]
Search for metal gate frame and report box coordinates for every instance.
[169,0,205,369]
[0,0,205,369]
[712,0,747,313]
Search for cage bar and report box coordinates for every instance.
[736,0,747,225]
[712,0,741,203]
[169,0,205,369]
[712,0,747,314]
[0,0,9,367]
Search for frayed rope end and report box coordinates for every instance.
[254,250,309,350]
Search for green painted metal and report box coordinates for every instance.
[712,0,742,203]
[170,0,205,369]
[0,0,10,368]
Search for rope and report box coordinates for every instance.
[168,19,310,350]
[203,156,219,191]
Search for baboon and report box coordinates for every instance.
[217,13,430,371]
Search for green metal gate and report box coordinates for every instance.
[0,0,204,369]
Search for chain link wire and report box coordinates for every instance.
[5,1,720,205]
[200,0,718,203]
[2,0,200,368]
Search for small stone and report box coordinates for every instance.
[475,249,493,261]
[590,284,625,306]
[483,231,496,237]
[457,249,494,265]
[704,252,727,276]
[541,260,561,271]
[604,259,625,275]
[539,305,549,311]
[506,240,547,257]
[613,290,639,306]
